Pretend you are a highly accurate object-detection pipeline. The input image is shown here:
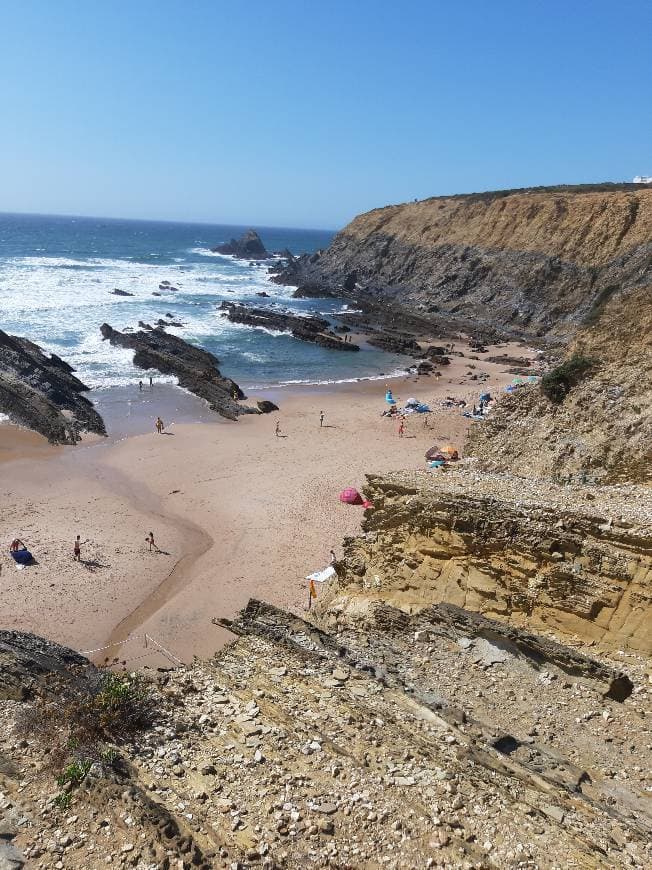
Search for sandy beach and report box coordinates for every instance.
[0,342,535,667]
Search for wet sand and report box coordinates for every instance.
[0,343,536,667]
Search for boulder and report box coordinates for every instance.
[257,400,279,414]
[111,288,134,297]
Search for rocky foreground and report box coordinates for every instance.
[1,586,650,870]
[0,329,106,444]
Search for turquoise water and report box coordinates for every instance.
[0,213,407,390]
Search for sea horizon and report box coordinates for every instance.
[0,212,407,393]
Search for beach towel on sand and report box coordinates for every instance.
[306,566,336,583]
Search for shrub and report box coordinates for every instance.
[18,666,156,803]
[541,354,595,403]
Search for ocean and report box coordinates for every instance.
[0,212,407,392]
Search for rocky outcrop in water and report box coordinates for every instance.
[211,229,271,260]
[273,183,652,342]
[219,302,360,352]
[0,330,106,444]
[100,324,258,420]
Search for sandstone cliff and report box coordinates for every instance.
[277,183,652,341]
[467,282,652,483]
[318,469,652,655]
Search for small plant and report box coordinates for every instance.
[541,354,595,404]
[18,665,156,806]
[56,759,92,788]
[54,792,72,810]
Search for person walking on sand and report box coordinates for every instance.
[320,410,325,428]
[275,420,282,437]
[146,531,159,552]
[149,375,153,387]
[155,416,164,434]
[139,380,143,391]
[73,534,83,561]
[398,418,405,438]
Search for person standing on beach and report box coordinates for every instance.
[398,418,405,438]
[73,535,82,561]
[319,411,325,428]
[146,531,159,552]
[275,420,281,437]
[139,380,143,391]
[155,416,164,434]
[149,375,153,387]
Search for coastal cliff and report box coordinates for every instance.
[468,282,652,483]
[275,183,652,341]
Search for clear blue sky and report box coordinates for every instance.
[1,0,650,229]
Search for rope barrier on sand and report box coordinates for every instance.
[80,632,183,667]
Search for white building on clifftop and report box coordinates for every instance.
[633,175,652,183]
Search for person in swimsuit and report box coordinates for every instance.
[74,535,82,561]
[146,531,159,552]
[155,417,164,434]
[398,418,405,438]
[320,411,325,428]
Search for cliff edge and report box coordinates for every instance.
[277,183,652,341]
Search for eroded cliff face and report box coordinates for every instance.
[278,184,652,341]
[467,283,652,484]
[318,470,652,654]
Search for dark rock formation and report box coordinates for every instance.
[257,400,279,414]
[0,330,106,444]
[219,303,360,352]
[211,229,271,260]
[0,630,93,700]
[291,284,338,299]
[100,324,258,421]
[366,333,421,355]
[111,288,134,297]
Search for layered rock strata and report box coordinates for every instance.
[219,302,360,352]
[0,330,106,443]
[2,600,650,868]
[100,324,258,421]
[320,469,652,654]
[273,184,652,341]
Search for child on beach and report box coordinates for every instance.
[73,535,87,561]
[155,416,164,434]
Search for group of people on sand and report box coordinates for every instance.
[5,530,161,571]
